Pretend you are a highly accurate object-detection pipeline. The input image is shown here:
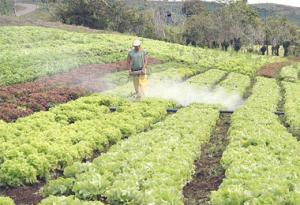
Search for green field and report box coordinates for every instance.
[0,26,299,205]
[0,26,281,85]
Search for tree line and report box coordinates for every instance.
[0,0,14,15]
[2,0,299,56]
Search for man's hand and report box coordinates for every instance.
[128,70,132,75]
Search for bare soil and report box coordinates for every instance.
[183,113,231,205]
[257,61,292,78]
[0,182,44,205]
[0,58,162,122]
[15,3,38,17]
[36,58,162,92]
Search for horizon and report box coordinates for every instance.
[203,0,300,8]
[164,0,300,8]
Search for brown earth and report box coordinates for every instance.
[0,58,163,122]
[183,113,231,205]
[257,61,292,78]
[36,57,162,92]
[0,182,45,205]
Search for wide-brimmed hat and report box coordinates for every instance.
[133,39,141,47]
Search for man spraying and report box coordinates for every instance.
[127,39,148,98]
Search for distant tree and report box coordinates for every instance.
[260,45,267,55]
[265,16,298,56]
[182,0,205,17]
[0,0,14,15]
[183,0,261,48]
[55,0,148,34]
[221,40,230,51]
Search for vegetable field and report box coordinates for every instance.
[0,26,300,205]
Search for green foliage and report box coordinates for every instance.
[55,0,144,34]
[187,69,227,89]
[0,95,174,187]
[218,72,251,95]
[43,177,75,197]
[280,63,300,82]
[283,81,300,136]
[0,26,280,86]
[0,197,15,205]
[183,1,260,47]
[0,0,13,16]
[63,162,92,178]
[0,159,37,186]
[42,104,220,204]
[39,195,104,205]
[211,77,300,204]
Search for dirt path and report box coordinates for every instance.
[257,61,292,78]
[183,113,231,205]
[15,3,38,17]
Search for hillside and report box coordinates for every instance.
[124,1,300,26]
[253,3,300,26]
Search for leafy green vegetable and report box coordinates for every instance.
[42,104,220,204]
[0,197,15,205]
[0,95,174,187]
[39,196,104,205]
[0,26,281,85]
[211,77,300,204]
[283,81,300,136]
[280,63,300,82]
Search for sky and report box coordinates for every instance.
[203,0,300,7]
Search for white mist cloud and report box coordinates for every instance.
[145,81,244,110]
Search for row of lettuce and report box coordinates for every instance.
[40,104,220,204]
[0,67,253,189]
[3,72,299,204]
[37,68,253,204]
[280,63,300,137]
[211,77,300,204]
[0,69,254,204]
[0,26,280,85]
[279,63,300,82]
[0,95,174,187]
[283,81,300,137]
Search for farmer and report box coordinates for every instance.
[127,39,148,98]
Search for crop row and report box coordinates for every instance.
[187,69,227,89]
[217,72,251,95]
[0,95,174,187]
[283,81,300,136]
[1,26,279,85]
[279,63,300,82]
[41,104,220,204]
[211,77,300,204]
[0,26,128,85]
[0,197,14,205]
